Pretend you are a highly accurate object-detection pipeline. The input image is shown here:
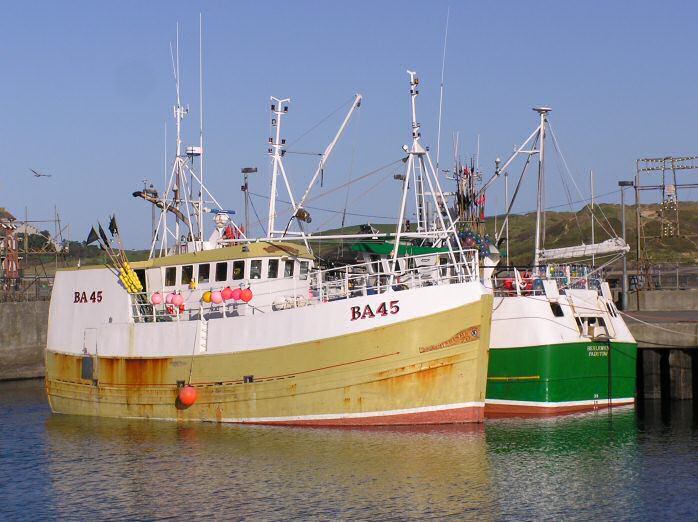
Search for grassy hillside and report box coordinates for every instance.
[310,201,698,266]
[18,201,697,276]
[487,201,698,266]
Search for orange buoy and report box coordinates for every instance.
[178,385,198,407]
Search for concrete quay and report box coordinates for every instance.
[0,301,49,381]
[624,290,698,401]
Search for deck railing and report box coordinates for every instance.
[491,265,603,297]
[129,250,479,323]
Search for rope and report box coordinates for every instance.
[619,310,698,340]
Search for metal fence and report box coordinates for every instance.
[0,276,53,302]
[630,265,698,291]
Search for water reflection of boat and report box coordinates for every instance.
[45,66,492,425]
[44,414,492,520]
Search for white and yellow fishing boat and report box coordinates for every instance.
[45,70,493,425]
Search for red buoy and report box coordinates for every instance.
[178,385,198,407]
[241,288,253,303]
[222,286,234,301]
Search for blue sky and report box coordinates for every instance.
[2,1,697,248]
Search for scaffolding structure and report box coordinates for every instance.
[0,207,67,300]
[635,156,698,287]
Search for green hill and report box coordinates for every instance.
[309,201,698,267]
[487,201,698,266]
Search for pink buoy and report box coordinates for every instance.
[211,291,223,304]
[240,288,253,303]
[166,292,175,304]
[151,292,163,305]
[172,293,184,306]
[231,288,242,301]
[222,286,234,301]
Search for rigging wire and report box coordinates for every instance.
[285,151,322,156]
[549,143,585,241]
[316,171,395,231]
[251,190,397,221]
[341,102,362,228]
[287,95,356,148]
[548,122,619,239]
[248,191,267,237]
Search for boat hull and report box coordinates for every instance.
[46,293,492,425]
[485,340,637,416]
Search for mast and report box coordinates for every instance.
[504,163,509,266]
[390,70,465,283]
[590,169,595,266]
[267,97,290,238]
[533,106,551,267]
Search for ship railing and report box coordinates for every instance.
[309,250,478,303]
[491,266,603,298]
[128,251,479,323]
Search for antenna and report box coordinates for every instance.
[144,22,236,259]
[435,7,450,174]
[199,13,204,243]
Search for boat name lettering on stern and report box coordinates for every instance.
[587,345,609,357]
[350,300,399,321]
[419,326,480,354]
[73,291,103,304]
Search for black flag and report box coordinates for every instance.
[108,215,119,236]
[98,223,110,246]
[86,227,99,245]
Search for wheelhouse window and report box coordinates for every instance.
[284,260,295,278]
[232,260,244,280]
[181,265,193,285]
[165,267,176,287]
[198,264,210,284]
[299,261,309,280]
[215,262,227,282]
[268,259,279,279]
[250,260,262,279]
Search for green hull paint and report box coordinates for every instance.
[486,341,637,404]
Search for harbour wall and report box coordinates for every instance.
[0,301,49,380]
[627,289,698,401]
[628,288,698,311]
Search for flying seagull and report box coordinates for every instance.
[29,169,51,178]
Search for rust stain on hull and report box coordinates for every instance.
[46,296,491,425]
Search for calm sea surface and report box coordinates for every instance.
[1,379,697,521]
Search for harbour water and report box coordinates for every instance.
[1,379,697,521]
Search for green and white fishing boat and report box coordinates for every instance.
[355,106,637,415]
[465,108,637,415]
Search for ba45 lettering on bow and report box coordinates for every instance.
[350,300,399,321]
[73,291,103,304]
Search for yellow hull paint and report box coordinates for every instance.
[46,294,492,425]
